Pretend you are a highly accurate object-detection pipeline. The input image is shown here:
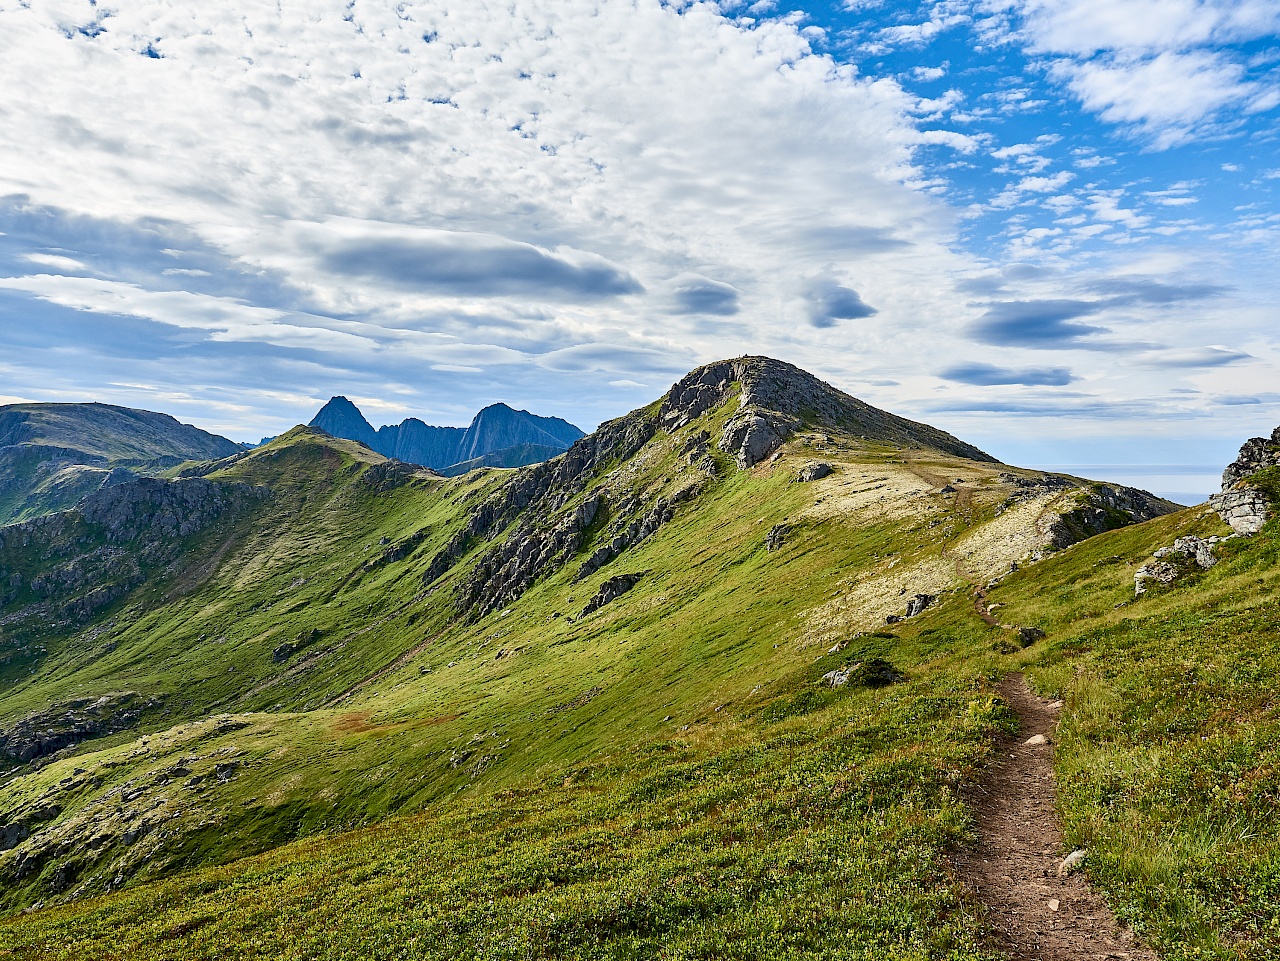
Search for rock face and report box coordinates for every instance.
[1221,427,1280,488]
[0,692,161,764]
[582,571,646,616]
[1210,426,1278,534]
[1045,485,1177,549]
[0,476,268,646]
[0,402,243,526]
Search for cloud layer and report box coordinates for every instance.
[0,0,1274,471]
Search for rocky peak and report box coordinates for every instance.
[658,356,994,469]
[310,396,378,450]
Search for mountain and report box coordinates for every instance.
[437,442,569,477]
[308,397,585,472]
[0,402,243,526]
[1,357,1272,961]
[308,396,379,450]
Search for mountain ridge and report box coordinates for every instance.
[0,402,243,526]
[0,355,1254,960]
[310,396,585,472]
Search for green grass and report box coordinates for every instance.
[0,412,1278,958]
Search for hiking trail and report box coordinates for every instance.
[956,674,1157,960]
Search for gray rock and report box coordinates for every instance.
[796,462,832,483]
[720,411,800,470]
[1210,487,1269,535]
[1017,626,1046,646]
[824,657,905,689]
[1210,426,1278,533]
[1134,561,1179,596]
[764,524,789,552]
[904,593,935,618]
[582,571,646,616]
[1058,848,1088,877]
[1172,535,1218,569]
[0,692,161,764]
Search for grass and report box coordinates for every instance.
[0,404,1277,958]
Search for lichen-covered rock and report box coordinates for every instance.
[1211,488,1269,535]
[1134,561,1179,595]
[1210,426,1278,534]
[796,462,832,483]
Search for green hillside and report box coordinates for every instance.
[0,402,243,526]
[0,358,1274,960]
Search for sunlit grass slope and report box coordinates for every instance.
[0,368,1276,959]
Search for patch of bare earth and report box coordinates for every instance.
[956,675,1157,960]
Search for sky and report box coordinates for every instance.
[1,0,1277,499]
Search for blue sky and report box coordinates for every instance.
[0,0,1277,497]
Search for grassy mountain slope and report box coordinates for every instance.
[0,403,243,526]
[2,359,1267,960]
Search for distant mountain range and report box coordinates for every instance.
[309,396,585,474]
[0,402,243,525]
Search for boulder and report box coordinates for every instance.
[904,593,935,618]
[764,524,789,552]
[823,657,905,689]
[796,462,832,483]
[582,571,646,616]
[1134,561,1179,596]
[1210,426,1278,533]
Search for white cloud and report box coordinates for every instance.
[995,0,1280,146]
[0,0,976,394]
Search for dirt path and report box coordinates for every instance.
[956,675,1157,960]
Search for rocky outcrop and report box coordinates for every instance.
[796,462,832,483]
[582,571,646,616]
[1210,426,1278,534]
[0,477,268,649]
[1134,535,1227,595]
[764,524,789,552]
[1221,427,1280,488]
[1045,485,1177,549]
[720,410,801,470]
[885,593,935,624]
[0,692,161,763]
[822,657,905,689]
[455,494,604,618]
[576,486,701,581]
[424,356,998,616]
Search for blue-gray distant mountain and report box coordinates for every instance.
[0,402,243,525]
[308,397,585,473]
